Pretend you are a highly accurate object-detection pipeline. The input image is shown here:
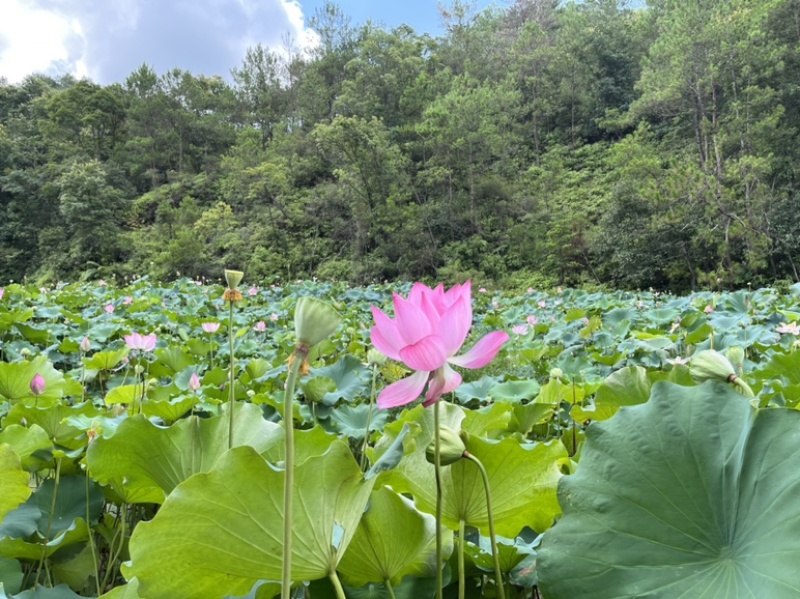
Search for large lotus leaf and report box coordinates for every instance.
[571,366,651,422]
[314,355,370,405]
[98,578,142,599]
[337,486,453,587]
[34,476,104,539]
[376,404,565,536]
[538,381,800,599]
[0,558,23,595]
[125,441,375,598]
[488,379,540,403]
[330,404,388,440]
[0,519,90,560]
[0,356,65,402]
[0,583,84,598]
[3,403,100,450]
[0,446,30,524]
[87,403,283,503]
[83,348,128,371]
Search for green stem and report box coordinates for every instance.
[100,504,127,593]
[35,458,61,585]
[328,570,347,599]
[384,578,398,599]
[281,348,306,599]
[360,364,378,471]
[228,300,236,449]
[434,399,443,599]
[458,518,466,599]
[464,452,506,599]
[85,467,100,597]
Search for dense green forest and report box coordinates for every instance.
[1,0,798,291]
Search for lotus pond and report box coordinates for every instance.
[2,278,800,599]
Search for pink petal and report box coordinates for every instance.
[448,331,510,369]
[370,306,405,357]
[399,335,448,371]
[423,364,462,406]
[408,282,435,308]
[377,370,429,409]
[438,295,471,356]
[418,291,444,324]
[371,326,403,361]
[393,293,433,345]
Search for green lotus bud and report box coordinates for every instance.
[550,367,563,379]
[690,349,754,398]
[725,346,745,367]
[294,297,342,347]
[367,348,387,366]
[426,426,466,466]
[224,269,244,290]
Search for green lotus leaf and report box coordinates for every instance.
[0,518,90,560]
[84,349,128,371]
[314,355,370,405]
[488,379,541,403]
[0,446,30,525]
[0,583,84,598]
[0,557,23,595]
[125,441,374,598]
[538,381,800,599]
[103,385,140,406]
[376,404,565,536]
[87,403,282,504]
[571,366,651,422]
[4,403,100,450]
[98,578,142,599]
[330,403,388,440]
[0,356,65,402]
[34,476,104,539]
[338,486,453,587]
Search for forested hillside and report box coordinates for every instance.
[1,0,798,291]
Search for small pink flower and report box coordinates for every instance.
[189,372,201,392]
[123,296,133,305]
[527,287,535,294]
[253,321,267,332]
[582,317,590,326]
[98,280,107,287]
[0,288,4,300]
[527,315,539,326]
[370,281,509,409]
[270,313,279,322]
[30,374,46,396]
[538,300,547,309]
[80,337,91,352]
[479,287,487,293]
[125,332,157,352]
[196,280,203,286]
[104,304,115,314]
[492,301,499,309]
[512,324,529,336]
[666,356,689,366]
[201,322,220,333]
[248,286,258,296]
[777,322,800,335]
[704,305,714,314]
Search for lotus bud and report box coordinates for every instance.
[426,426,466,466]
[80,336,91,352]
[20,348,31,358]
[294,297,342,348]
[189,372,201,392]
[549,367,564,379]
[725,346,745,368]
[30,374,46,396]
[134,364,145,375]
[367,348,387,367]
[690,349,754,398]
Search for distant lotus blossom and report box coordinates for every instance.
[196,280,203,286]
[189,372,202,392]
[666,356,689,366]
[270,313,279,322]
[0,288,4,299]
[253,321,267,332]
[492,301,499,309]
[777,322,800,335]
[201,322,220,333]
[704,305,714,314]
[527,287,535,293]
[123,296,133,305]
[512,324,529,336]
[479,288,487,293]
[527,315,539,326]
[557,287,563,294]
[30,374,46,396]
[538,300,547,309]
[125,332,157,352]
[104,304,115,314]
[582,317,591,326]
[98,280,107,286]
[370,281,509,408]
[637,300,644,309]
[39,287,47,294]
[80,337,91,352]
[248,287,258,296]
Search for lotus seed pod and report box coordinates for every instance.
[294,297,342,347]
[426,426,466,466]
[690,350,736,384]
[367,348,388,366]
[224,269,244,290]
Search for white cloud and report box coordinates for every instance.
[0,0,318,85]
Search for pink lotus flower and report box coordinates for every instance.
[538,300,547,309]
[777,322,800,335]
[98,280,107,287]
[704,305,714,314]
[201,322,220,333]
[30,374,46,396]
[104,304,115,314]
[527,287,535,294]
[270,313,279,322]
[123,296,133,305]
[666,356,689,366]
[125,332,157,352]
[527,315,539,326]
[478,287,487,293]
[189,372,201,392]
[0,288,4,300]
[248,286,259,296]
[80,337,91,352]
[512,324,529,336]
[253,321,267,332]
[371,281,509,409]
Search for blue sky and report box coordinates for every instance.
[0,0,495,85]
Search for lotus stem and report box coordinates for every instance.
[35,457,61,585]
[86,467,101,597]
[384,578,398,599]
[329,570,347,599]
[281,345,306,599]
[434,399,443,599]
[228,300,235,449]
[458,518,466,599]
[464,451,506,599]
[360,363,378,471]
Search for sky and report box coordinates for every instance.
[0,0,495,86]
